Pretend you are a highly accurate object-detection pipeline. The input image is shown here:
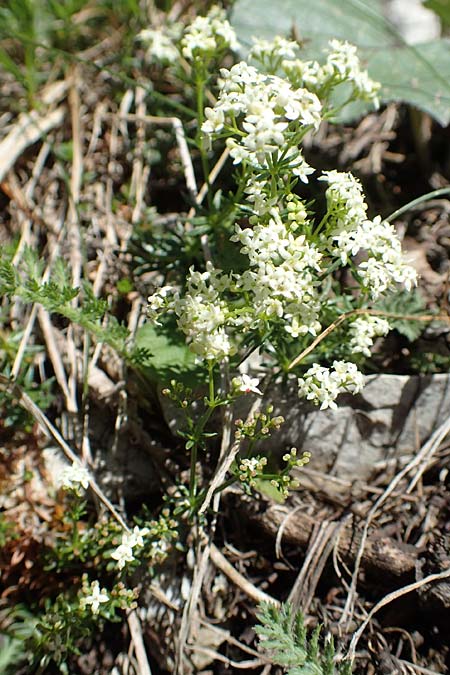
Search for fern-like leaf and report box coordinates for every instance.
[255,602,353,675]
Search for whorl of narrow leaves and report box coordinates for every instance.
[255,602,353,675]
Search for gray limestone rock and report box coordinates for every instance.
[260,373,450,481]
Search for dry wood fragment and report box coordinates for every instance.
[253,504,418,578]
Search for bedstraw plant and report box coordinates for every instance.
[0,3,421,670]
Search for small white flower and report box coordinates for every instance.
[111,526,149,570]
[181,6,238,60]
[149,538,170,562]
[130,526,150,548]
[349,315,390,357]
[238,456,268,486]
[111,542,135,570]
[202,107,225,134]
[232,374,263,395]
[59,461,90,494]
[80,580,109,615]
[138,28,180,63]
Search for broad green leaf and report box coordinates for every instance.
[231,0,450,125]
[368,40,450,122]
[134,319,206,386]
[254,477,287,503]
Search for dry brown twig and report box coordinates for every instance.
[210,543,280,608]
[288,308,450,371]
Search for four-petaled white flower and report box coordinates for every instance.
[111,526,150,570]
[59,461,90,495]
[80,580,109,615]
[232,374,263,396]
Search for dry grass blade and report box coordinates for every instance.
[127,609,153,675]
[210,543,280,607]
[287,519,345,614]
[288,308,450,371]
[104,112,198,199]
[0,107,65,182]
[348,568,450,660]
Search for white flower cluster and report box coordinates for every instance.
[59,461,90,496]
[144,17,415,410]
[138,26,181,64]
[148,265,233,362]
[320,170,368,240]
[326,39,380,104]
[202,61,321,170]
[147,285,175,325]
[281,39,380,106]
[174,263,234,361]
[349,315,391,357]
[181,6,238,60]
[249,36,299,67]
[138,6,237,65]
[111,526,149,571]
[321,172,417,297]
[243,177,277,217]
[232,209,322,337]
[298,361,364,410]
[80,580,109,615]
[357,217,418,298]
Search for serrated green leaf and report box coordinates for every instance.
[255,602,353,674]
[231,0,450,125]
[375,288,427,342]
[0,259,17,295]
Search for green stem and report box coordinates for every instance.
[208,361,215,404]
[189,440,198,499]
[195,63,213,210]
[386,187,450,223]
[189,363,216,500]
